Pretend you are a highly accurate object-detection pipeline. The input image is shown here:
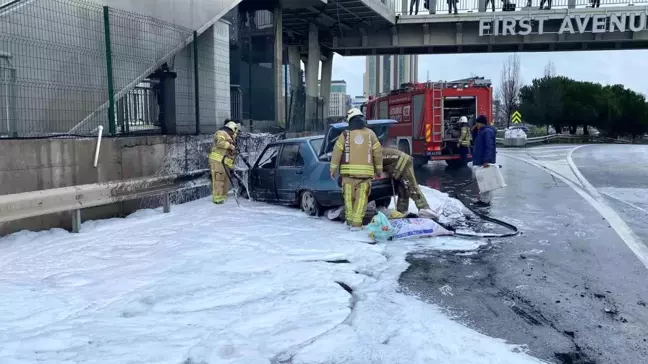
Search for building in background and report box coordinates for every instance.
[352,96,367,110]
[363,55,418,97]
[320,80,348,117]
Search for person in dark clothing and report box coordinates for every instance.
[471,114,497,206]
[409,0,420,15]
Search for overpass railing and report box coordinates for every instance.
[496,134,634,146]
[390,0,648,15]
[0,170,208,233]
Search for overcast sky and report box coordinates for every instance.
[331,50,648,98]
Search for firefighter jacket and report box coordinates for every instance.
[330,128,383,178]
[209,129,236,169]
[458,126,472,147]
[382,147,413,180]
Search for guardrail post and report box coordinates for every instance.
[103,6,116,136]
[162,193,171,213]
[72,209,81,233]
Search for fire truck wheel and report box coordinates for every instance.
[413,156,427,169]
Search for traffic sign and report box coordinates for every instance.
[511,110,522,124]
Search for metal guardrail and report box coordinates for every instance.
[0,169,208,233]
[496,134,634,146]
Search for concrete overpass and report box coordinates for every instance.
[326,6,648,55]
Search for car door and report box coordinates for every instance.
[250,144,280,202]
[274,143,305,204]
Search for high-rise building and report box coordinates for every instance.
[326,80,348,117]
[363,55,419,97]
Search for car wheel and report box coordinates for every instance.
[375,197,392,208]
[300,190,321,216]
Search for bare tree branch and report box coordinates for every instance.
[544,61,556,78]
[497,54,522,128]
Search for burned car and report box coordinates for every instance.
[246,119,397,215]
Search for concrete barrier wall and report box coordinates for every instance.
[0,132,278,235]
[0,135,213,235]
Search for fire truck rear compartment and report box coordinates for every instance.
[441,97,476,158]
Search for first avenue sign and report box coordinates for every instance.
[478,12,648,36]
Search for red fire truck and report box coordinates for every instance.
[363,77,493,168]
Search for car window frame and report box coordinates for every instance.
[277,143,304,168]
[256,144,280,170]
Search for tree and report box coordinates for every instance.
[519,75,648,138]
[497,54,522,127]
[543,61,556,78]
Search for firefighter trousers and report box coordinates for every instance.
[341,176,372,228]
[395,162,430,213]
[209,159,230,204]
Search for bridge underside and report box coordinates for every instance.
[287,7,648,55]
[282,0,394,45]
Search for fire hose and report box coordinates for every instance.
[443,168,519,239]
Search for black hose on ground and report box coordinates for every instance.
[441,170,520,239]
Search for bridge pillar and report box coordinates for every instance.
[287,45,301,124]
[568,0,576,8]
[274,6,284,126]
[320,51,333,120]
[305,23,321,129]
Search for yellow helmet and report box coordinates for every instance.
[346,108,364,122]
[224,121,238,133]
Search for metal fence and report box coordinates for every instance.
[390,0,648,15]
[0,0,231,138]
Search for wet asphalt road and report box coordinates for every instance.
[400,154,648,364]
[571,144,648,246]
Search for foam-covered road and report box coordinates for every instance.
[403,151,648,364]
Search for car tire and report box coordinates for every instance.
[375,197,392,208]
[300,190,321,217]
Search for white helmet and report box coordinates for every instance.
[459,116,468,124]
[224,121,238,133]
[346,108,364,122]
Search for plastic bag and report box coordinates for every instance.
[367,211,394,242]
[376,206,406,219]
[474,165,507,193]
[389,218,453,240]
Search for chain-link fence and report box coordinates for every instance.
[0,0,230,138]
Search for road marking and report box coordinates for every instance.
[502,151,648,271]
[599,191,648,215]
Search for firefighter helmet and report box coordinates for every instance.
[346,108,364,122]
[459,116,468,124]
[224,121,238,133]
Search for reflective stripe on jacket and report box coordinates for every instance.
[209,130,236,169]
[330,128,383,178]
[382,147,411,180]
[458,126,472,147]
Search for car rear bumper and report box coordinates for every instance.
[314,179,394,208]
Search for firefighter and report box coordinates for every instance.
[382,147,438,220]
[330,108,383,230]
[208,120,238,204]
[458,116,472,164]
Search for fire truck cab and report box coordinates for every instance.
[364,77,493,168]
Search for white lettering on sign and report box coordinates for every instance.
[402,105,411,123]
[389,95,410,105]
[389,105,403,121]
[478,12,647,36]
